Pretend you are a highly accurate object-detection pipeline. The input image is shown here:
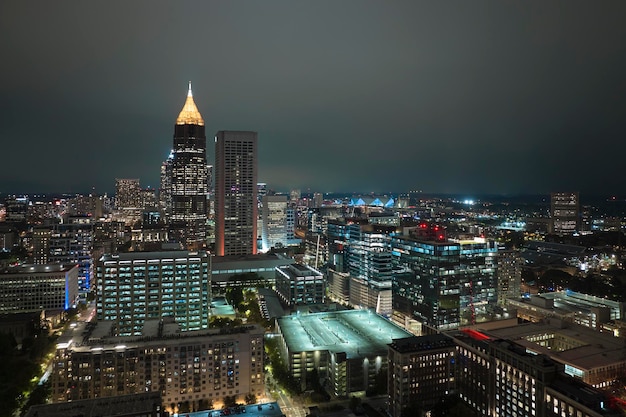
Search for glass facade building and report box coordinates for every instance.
[391,236,461,329]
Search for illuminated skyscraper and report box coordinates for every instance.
[551,191,580,235]
[114,179,141,209]
[159,150,174,215]
[261,194,288,251]
[170,83,208,249]
[214,130,258,256]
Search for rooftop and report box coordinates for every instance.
[479,320,626,370]
[1,263,76,275]
[24,392,161,417]
[278,309,412,358]
[100,250,209,262]
[389,333,456,353]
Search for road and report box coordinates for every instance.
[276,389,307,417]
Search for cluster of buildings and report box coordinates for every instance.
[2,84,626,417]
[387,321,623,417]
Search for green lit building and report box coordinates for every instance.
[96,251,210,336]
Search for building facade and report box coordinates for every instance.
[96,251,210,336]
[391,233,498,329]
[52,320,264,413]
[214,130,258,256]
[388,334,456,416]
[496,249,522,307]
[115,179,142,209]
[33,216,95,296]
[0,264,79,312]
[274,263,325,306]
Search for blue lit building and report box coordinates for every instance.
[0,264,79,312]
[33,215,94,297]
[96,251,210,336]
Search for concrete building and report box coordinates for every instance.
[52,319,264,413]
[507,291,624,331]
[545,376,621,417]
[275,309,412,397]
[96,251,210,336]
[170,83,209,250]
[472,319,626,390]
[214,130,258,256]
[387,334,456,416]
[327,269,350,304]
[274,263,325,307]
[384,319,622,417]
[442,328,621,417]
[349,276,392,316]
[0,264,79,313]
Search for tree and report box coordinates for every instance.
[178,401,190,413]
[225,287,244,309]
[245,393,257,405]
[223,395,237,408]
[349,396,362,412]
[198,398,213,410]
[0,333,16,356]
[401,402,423,417]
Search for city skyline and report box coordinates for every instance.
[2,2,626,196]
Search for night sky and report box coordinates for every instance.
[2,2,626,196]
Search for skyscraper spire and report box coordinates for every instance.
[170,82,208,250]
[176,81,204,125]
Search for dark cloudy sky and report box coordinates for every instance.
[1,1,626,196]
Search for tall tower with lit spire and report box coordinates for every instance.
[170,82,208,250]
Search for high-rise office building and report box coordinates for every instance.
[261,195,288,251]
[159,150,174,215]
[214,131,258,256]
[115,179,141,209]
[33,216,95,297]
[391,231,498,330]
[496,249,522,306]
[170,83,208,250]
[388,334,456,416]
[551,192,580,235]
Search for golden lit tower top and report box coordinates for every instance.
[176,81,204,126]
